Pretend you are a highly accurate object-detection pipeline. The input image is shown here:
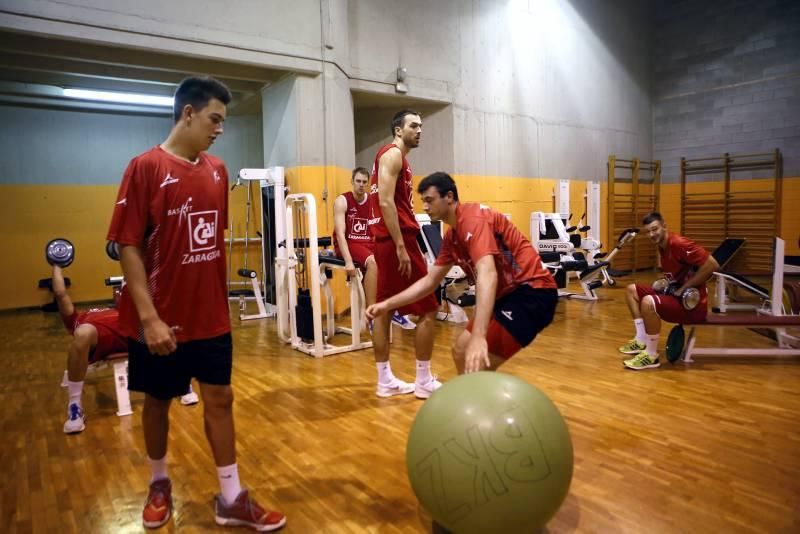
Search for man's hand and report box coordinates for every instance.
[345,260,358,278]
[464,335,490,374]
[396,244,411,278]
[365,302,390,321]
[143,317,177,355]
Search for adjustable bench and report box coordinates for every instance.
[675,238,800,362]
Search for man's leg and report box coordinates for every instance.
[373,311,413,396]
[372,240,414,397]
[200,383,236,467]
[363,256,377,309]
[197,344,286,530]
[451,329,506,375]
[619,284,649,354]
[63,325,97,434]
[141,394,174,528]
[623,295,662,370]
[414,311,443,397]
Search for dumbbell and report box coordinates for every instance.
[106,240,121,261]
[652,278,700,310]
[46,238,75,268]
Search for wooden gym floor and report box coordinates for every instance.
[1,275,799,533]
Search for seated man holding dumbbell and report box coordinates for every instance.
[52,243,199,434]
[619,212,719,370]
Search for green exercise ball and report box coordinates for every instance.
[406,372,573,534]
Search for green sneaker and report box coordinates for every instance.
[624,351,661,370]
[618,338,646,355]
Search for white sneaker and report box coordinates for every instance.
[415,377,443,399]
[391,312,417,330]
[376,378,415,398]
[180,391,199,405]
[63,403,86,434]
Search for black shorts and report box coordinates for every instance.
[128,333,233,400]
[466,286,558,359]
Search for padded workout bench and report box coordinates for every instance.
[677,238,800,362]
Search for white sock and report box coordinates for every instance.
[217,463,242,506]
[67,380,83,408]
[633,319,646,344]
[149,456,168,483]
[646,334,659,357]
[376,361,394,384]
[416,360,432,383]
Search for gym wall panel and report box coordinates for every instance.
[0,184,122,310]
[659,177,800,257]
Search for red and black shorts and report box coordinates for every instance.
[374,233,439,316]
[335,240,374,270]
[635,284,707,324]
[61,311,127,363]
[466,285,558,359]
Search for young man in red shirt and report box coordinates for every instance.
[334,167,415,330]
[368,110,442,398]
[51,264,128,433]
[333,166,377,308]
[367,172,558,374]
[619,212,719,370]
[107,77,285,531]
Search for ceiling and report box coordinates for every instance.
[0,30,289,115]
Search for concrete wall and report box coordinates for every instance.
[0,104,263,184]
[348,0,653,180]
[653,0,800,182]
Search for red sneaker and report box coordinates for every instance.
[214,489,286,531]
[142,478,173,529]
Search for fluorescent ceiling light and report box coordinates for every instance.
[63,88,174,107]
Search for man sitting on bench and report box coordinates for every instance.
[333,166,414,329]
[53,264,198,434]
[619,212,719,370]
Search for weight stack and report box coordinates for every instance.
[295,289,315,342]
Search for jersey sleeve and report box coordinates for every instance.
[107,157,151,247]
[220,163,230,231]
[435,229,457,267]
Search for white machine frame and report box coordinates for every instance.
[275,193,372,358]
[232,168,287,321]
[416,213,472,324]
[682,238,800,361]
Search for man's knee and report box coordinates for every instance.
[72,325,96,350]
[626,283,639,297]
[641,295,658,315]
[203,385,234,415]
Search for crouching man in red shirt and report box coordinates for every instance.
[367,172,558,374]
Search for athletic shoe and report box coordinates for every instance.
[142,478,173,529]
[415,376,443,399]
[391,312,416,329]
[63,403,86,434]
[180,391,199,406]
[376,378,415,398]
[623,351,661,370]
[618,338,646,355]
[214,489,286,531]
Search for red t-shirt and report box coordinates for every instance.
[368,144,420,240]
[106,146,231,342]
[659,232,711,305]
[435,203,557,299]
[333,191,373,251]
[63,308,121,336]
